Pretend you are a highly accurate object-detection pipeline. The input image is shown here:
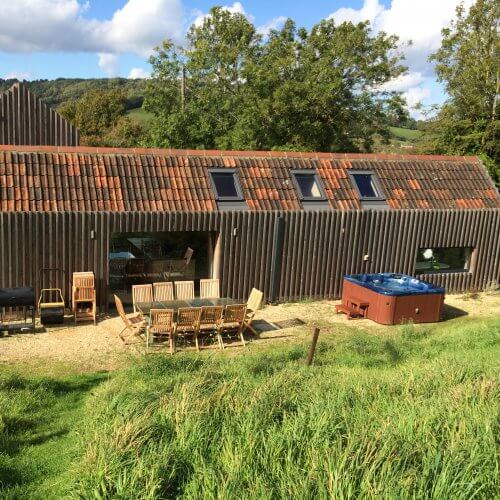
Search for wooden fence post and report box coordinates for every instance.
[305,327,320,366]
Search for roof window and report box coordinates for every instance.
[291,171,326,200]
[349,171,383,200]
[209,169,244,201]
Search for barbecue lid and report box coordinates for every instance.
[0,287,36,307]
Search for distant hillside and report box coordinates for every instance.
[0,78,147,110]
[0,78,424,154]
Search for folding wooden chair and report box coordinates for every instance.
[132,284,153,313]
[218,304,247,349]
[199,306,224,347]
[72,271,97,325]
[147,309,175,354]
[166,247,194,279]
[114,294,145,344]
[153,282,174,302]
[200,279,220,299]
[243,288,263,335]
[175,281,195,300]
[174,307,201,350]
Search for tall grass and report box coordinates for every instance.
[71,318,500,499]
[0,371,108,498]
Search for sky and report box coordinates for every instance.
[0,0,476,118]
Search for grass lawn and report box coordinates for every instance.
[0,304,498,498]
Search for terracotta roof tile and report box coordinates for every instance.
[0,146,498,212]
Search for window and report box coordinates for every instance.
[109,230,215,306]
[291,171,326,200]
[349,170,384,200]
[415,247,473,274]
[209,169,243,201]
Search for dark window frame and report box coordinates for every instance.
[415,246,474,275]
[291,170,327,201]
[348,170,385,201]
[208,169,244,202]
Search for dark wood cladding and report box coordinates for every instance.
[0,209,498,310]
[0,84,79,146]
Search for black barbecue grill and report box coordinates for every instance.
[0,287,36,333]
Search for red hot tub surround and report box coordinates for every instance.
[336,273,445,325]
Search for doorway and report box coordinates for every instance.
[109,231,217,306]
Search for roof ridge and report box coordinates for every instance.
[0,144,480,163]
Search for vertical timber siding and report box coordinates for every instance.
[0,209,498,310]
[0,84,79,146]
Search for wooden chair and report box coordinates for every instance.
[166,247,194,279]
[243,288,263,335]
[174,307,202,350]
[132,284,153,313]
[153,282,174,302]
[72,271,97,325]
[175,281,195,300]
[114,294,145,344]
[218,304,247,349]
[147,309,175,354]
[198,306,224,347]
[200,279,220,299]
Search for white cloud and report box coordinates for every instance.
[256,16,287,36]
[192,2,253,28]
[404,86,431,108]
[378,72,425,92]
[3,71,32,81]
[331,0,384,25]
[330,0,475,75]
[0,0,184,55]
[128,67,151,79]
[224,2,247,16]
[98,53,119,77]
[329,0,475,112]
[404,86,432,119]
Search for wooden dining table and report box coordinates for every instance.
[136,297,238,318]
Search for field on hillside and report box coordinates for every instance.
[389,126,422,141]
[127,107,155,126]
[0,295,498,499]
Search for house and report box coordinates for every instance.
[0,83,79,146]
[0,145,498,310]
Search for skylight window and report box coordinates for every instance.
[292,171,326,200]
[349,171,384,200]
[209,169,243,201]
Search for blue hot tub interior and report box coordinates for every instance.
[345,273,445,296]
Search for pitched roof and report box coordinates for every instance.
[0,83,80,147]
[0,145,498,212]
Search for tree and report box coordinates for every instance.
[421,0,499,186]
[59,89,145,147]
[143,8,408,152]
[144,7,259,149]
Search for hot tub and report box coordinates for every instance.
[337,273,445,325]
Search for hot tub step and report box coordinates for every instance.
[335,304,366,320]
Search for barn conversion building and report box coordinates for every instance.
[0,83,80,146]
[0,145,498,311]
